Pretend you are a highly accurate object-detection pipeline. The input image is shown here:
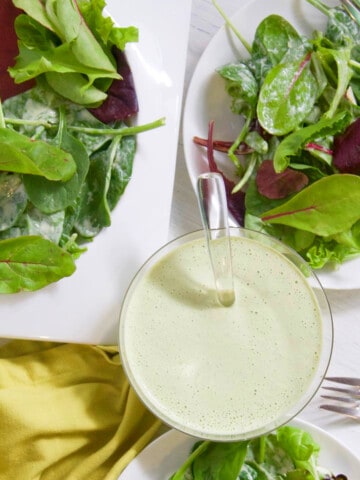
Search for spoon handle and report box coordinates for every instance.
[197,172,235,307]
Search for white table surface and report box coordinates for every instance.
[170,0,360,463]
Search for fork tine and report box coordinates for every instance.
[322,386,360,398]
[325,376,360,387]
[340,0,360,26]
[320,404,360,421]
[348,0,360,9]
[321,394,359,404]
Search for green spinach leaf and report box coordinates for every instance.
[0,127,76,181]
[0,174,27,232]
[23,111,89,214]
[0,235,75,293]
[257,54,318,136]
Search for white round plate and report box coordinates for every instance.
[182,0,360,290]
[118,418,360,479]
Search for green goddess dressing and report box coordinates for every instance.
[121,235,322,439]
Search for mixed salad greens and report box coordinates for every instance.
[0,0,164,293]
[196,0,360,269]
[168,425,347,480]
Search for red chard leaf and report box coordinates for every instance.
[256,159,309,199]
[90,48,139,123]
[0,0,34,100]
[206,121,245,226]
[333,118,360,174]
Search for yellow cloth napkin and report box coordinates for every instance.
[0,340,162,480]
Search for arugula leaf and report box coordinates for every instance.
[273,110,351,172]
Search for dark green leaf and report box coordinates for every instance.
[74,147,112,238]
[107,135,135,210]
[0,174,27,231]
[192,441,249,480]
[23,123,90,214]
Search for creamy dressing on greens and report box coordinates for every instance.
[122,236,322,439]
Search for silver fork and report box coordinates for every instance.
[320,377,360,421]
[340,0,360,26]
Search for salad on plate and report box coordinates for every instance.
[193,0,360,270]
[168,424,347,480]
[0,0,164,293]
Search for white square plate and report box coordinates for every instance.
[0,0,192,344]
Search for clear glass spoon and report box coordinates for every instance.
[196,172,235,307]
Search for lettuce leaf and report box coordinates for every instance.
[9,0,138,107]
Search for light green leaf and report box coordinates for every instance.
[0,235,76,293]
[262,174,360,236]
[257,56,318,136]
[0,128,76,181]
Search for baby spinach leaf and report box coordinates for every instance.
[252,14,308,66]
[75,134,135,237]
[106,135,135,210]
[261,174,360,236]
[257,53,318,136]
[74,145,113,238]
[192,442,249,480]
[0,174,27,232]
[0,235,76,293]
[0,127,76,181]
[26,208,65,244]
[23,114,90,214]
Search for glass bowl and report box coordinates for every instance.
[118,227,333,441]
